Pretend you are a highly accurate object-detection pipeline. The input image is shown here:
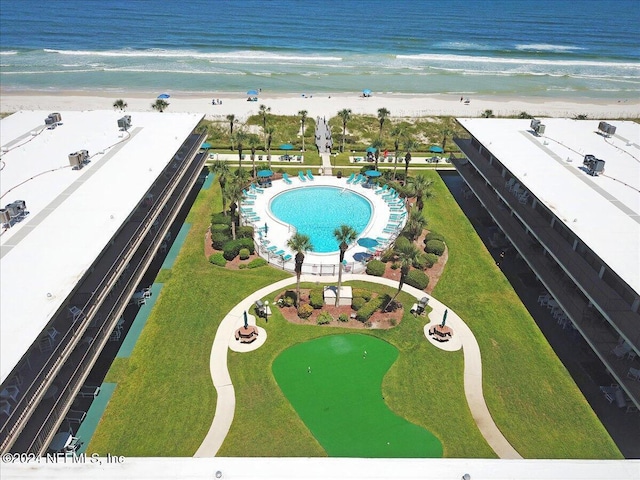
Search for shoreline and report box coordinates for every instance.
[1,89,638,120]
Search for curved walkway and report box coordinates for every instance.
[194,274,522,459]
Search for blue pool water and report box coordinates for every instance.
[270,186,372,253]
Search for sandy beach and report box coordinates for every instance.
[1,90,638,121]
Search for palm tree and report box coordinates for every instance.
[481,109,494,118]
[410,175,433,211]
[259,104,271,149]
[403,139,417,182]
[403,208,428,241]
[384,240,420,311]
[440,126,452,153]
[371,138,384,171]
[265,125,275,169]
[390,125,404,181]
[224,179,244,240]
[337,108,352,153]
[298,110,308,152]
[226,114,237,149]
[249,136,260,179]
[333,224,358,307]
[210,160,230,214]
[113,99,127,111]
[234,130,248,169]
[377,107,390,138]
[151,99,169,112]
[286,233,314,306]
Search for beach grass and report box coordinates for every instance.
[88,171,621,459]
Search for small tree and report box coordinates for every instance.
[481,109,494,118]
[338,108,352,153]
[384,240,420,311]
[259,104,271,149]
[390,125,404,181]
[226,114,237,150]
[403,139,417,182]
[265,126,275,169]
[333,225,358,306]
[210,160,230,214]
[298,110,308,152]
[152,99,169,112]
[377,107,390,138]
[113,99,127,111]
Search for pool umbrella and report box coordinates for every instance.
[257,169,273,178]
[441,309,448,328]
[201,142,212,149]
[362,89,372,96]
[365,170,382,177]
[429,145,444,154]
[357,237,379,249]
[243,310,248,329]
[247,89,259,96]
[157,93,170,99]
[279,143,294,150]
[353,252,372,262]
[366,146,377,153]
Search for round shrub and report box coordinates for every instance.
[208,253,226,267]
[317,311,333,325]
[211,232,230,250]
[338,314,349,322]
[351,297,366,311]
[211,223,230,235]
[239,248,250,260]
[310,288,324,309]
[210,212,231,225]
[425,239,445,256]
[356,297,382,323]
[394,235,411,251]
[380,248,395,263]
[237,225,254,239]
[405,269,429,290]
[248,257,267,268]
[425,232,445,243]
[281,290,297,307]
[423,253,439,268]
[366,259,386,276]
[352,289,372,302]
[412,253,430,270]
[222,238,255,260]
[297,304,313,319]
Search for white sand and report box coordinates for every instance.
[1,90,638,120]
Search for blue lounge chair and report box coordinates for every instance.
[375,184,389,195]
[346,172,355,184]
[282,254,292,262]
[250,183,265,193]
[306,169,315,180]
[298,171,307,182]
[266,245,277,253]
[274,249,285,257]
[352,174,362,184]
[242,200,255,206]
[282,172,293,184]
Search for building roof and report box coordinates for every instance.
[457,118,640,297]
[0,110,203,383]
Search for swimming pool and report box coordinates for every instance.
[270,186,372,253]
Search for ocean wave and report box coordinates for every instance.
[43,48,342,63]
[433,41,493,51]
[0,50,18,56]
[515,43,584,53]
[396,53,640,69]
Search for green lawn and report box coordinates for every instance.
[88,170,621,459]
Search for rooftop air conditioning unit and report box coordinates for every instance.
[530,118,545,135]
[5,200,26,218]
[598,121,616,137]
[0,208,10,225]
[117,115,132,130]
[583,155,605,176]
[45,112,62,125]
[68,150,89,169]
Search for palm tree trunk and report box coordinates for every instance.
[296,273,301,307]
[335,264,343,307]
[301,123,305,152]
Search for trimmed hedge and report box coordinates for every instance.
[208,253,227,267]
[352,288,372,302]
[222,238,255,260]
[211,212,232,225]
[412,253,430,270]
[405,269,429,290]
[211,232,230,250]
[211,223,230,235]
[425,231,445,243]
[366,259,386,276]
[237,226,254,239]
[338,314,349,322]
[239,248,250,260]
[423,253,439,268]
[394,236,412,251]
[356,296,382,323]
[310,288,324,309]
[247,257,267,268]
[351,297,366,311]
[425,239,446,256]
[316,311,332,325]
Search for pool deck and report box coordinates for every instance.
[243,175,406,273]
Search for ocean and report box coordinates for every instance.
[1,0,638,99]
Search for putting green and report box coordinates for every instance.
[272,334,442,457]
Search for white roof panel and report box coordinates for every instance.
[0,110,203,383]
[457,117,640,296]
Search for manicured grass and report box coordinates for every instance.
[273,334,442,458]
[90,173,621,459]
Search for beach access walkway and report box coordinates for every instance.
[194,274,522,459]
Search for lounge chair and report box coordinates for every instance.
[346,172,356,184]
[627,367,640,381]
[353,174,363,184]
[298,171,307,182]
[266,245,277,253]
[250,183,265,193]
[242,200,255,206]
[282,254,292,262]
[274,249,285,257]
[242,189,257,199]
[306,169,315,180]
[282,172,293,184]
[375,184,389,195]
